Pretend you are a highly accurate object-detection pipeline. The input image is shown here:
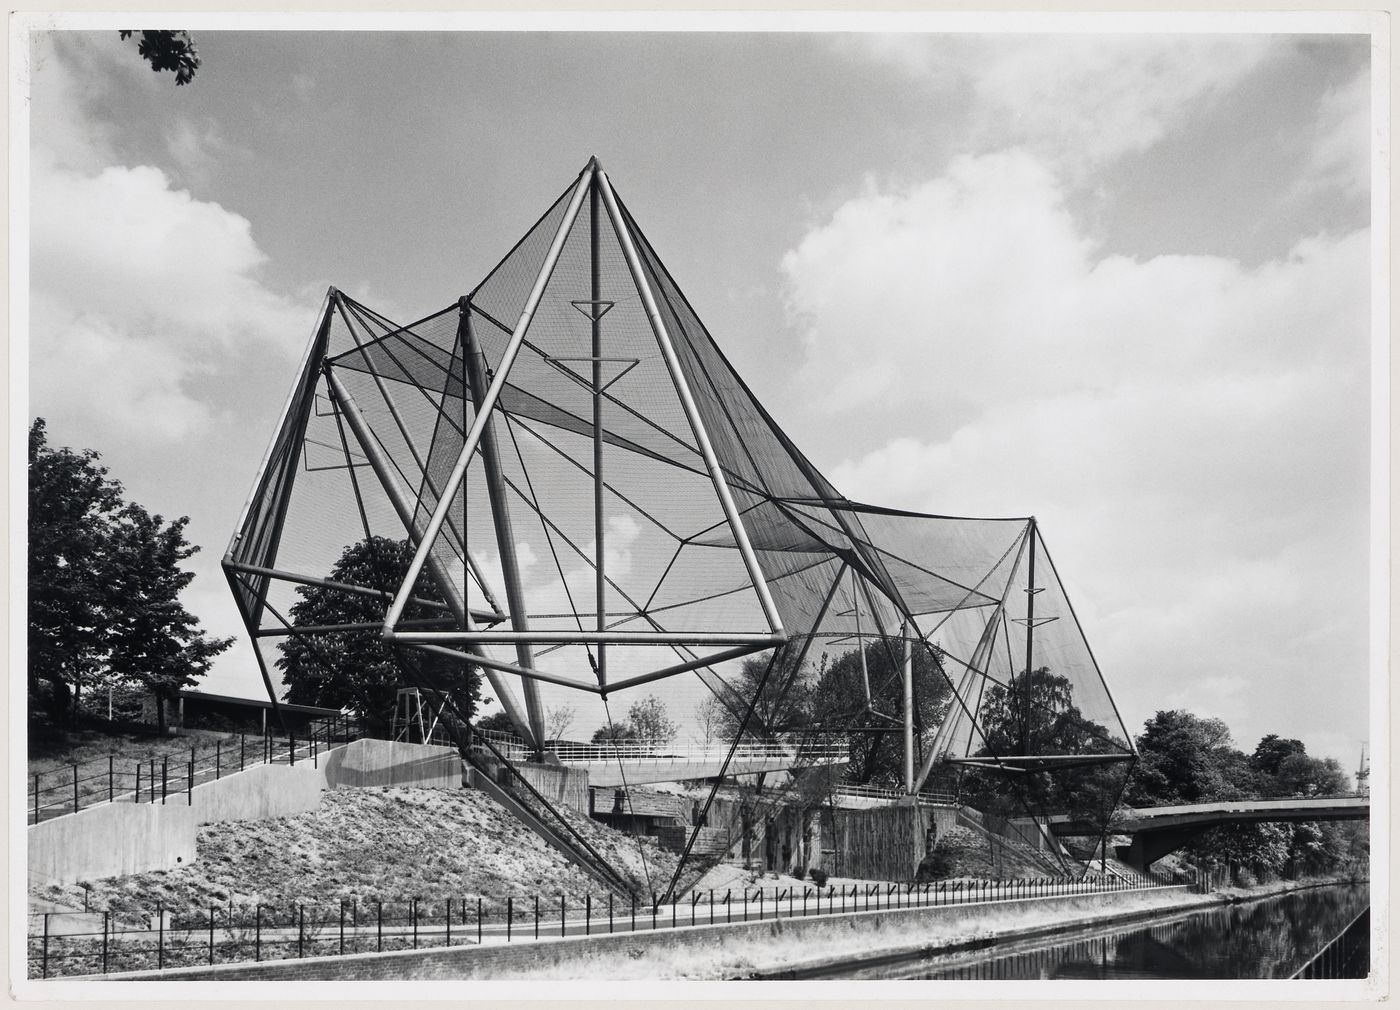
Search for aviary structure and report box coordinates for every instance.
[225,158,1135,896]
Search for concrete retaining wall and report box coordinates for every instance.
[498,762,589,814]
[190,763,326,825]
[102,887,1198,980]
[28,802,197,888]
[321,739,462,791]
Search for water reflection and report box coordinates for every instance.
[855,884,1368,980]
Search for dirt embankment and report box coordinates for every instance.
[32,786,681,923]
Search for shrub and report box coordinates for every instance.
[793,866,806,880]
[809,868,829,888]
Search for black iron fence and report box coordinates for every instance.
[27,715,362,825]
[1292,906,1370,979]
[29,872,1180,979]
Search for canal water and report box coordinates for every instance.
[844,883,1369,980]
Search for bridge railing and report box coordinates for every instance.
[545,738,849,765]
[832,783,958,805]
[467,728,848,766]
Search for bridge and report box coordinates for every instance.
[474,733,849,787]
[1047,795,1370,872]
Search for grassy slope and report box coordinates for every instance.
[29,725,246,779]
[32,786,682,924]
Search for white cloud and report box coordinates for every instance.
[28,39,305,445]
[792,150,1370,758]
[1302,65,1371,201]
[851,34,1274,176]
[165,117,254,193]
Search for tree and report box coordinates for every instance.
[1273,753,1350,797]
[546,704,577,742]
[592,721,639,743]
[276,536,481,734]
[119,31,200,85]
[28,419,227,728]
[693,694,726,746]
[809,638,952,786]
[960,666,1127,831]
[476,710,517,737]
[717,647,816,742]
[28,420,125,721]
[103,504,232,733]
[1125,709,1258,807]
[1249,734,1307,779]
[626,695,677,744]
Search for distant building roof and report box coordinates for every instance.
[177,689,346,719]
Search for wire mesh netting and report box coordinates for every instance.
[225,160,1135,898]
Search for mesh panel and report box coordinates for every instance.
[225,164,1135,894]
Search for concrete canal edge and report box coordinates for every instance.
[751,874,1368,980]
[95,886,1215,981]
[746,887,1221,979]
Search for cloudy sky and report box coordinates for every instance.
[20,20,1376,767]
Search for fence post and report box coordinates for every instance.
[340,900,345,955]
[188,750,194,805]
[411,899,417,950]
[477,897,482,945]
[653,892,659,930]
[157,902,164,969]
[290,731,295,766]
[216,741,221,780]
[240,733,245,771]
[109,756,114,803]
[256,905,262,961]
[299,903,305,958]
[507,897,512,942]
[446,895,451,947]
[161,757,168,804]
[209,906,215,965]
[103,911,109,974]
[42,913,49,979]
[632,895,637,932]
[561,895,566,938]
[73,764,79,814]
[534,896,539,940]
[377,901,383,952]
[609,893,614,933]
[33,774,39,823]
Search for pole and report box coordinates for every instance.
[594,167,783,636]
[460,306,548,750]
[1023,518,1038,753]
[324,367,536,743]
[902,624,914,794]
[384,160,595,640]
[590,173,607,689]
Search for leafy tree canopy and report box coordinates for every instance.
[118,30,200,85]
[28,419,229,728]
[275,535,480,733]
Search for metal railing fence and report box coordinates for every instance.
[28,871,1181,979]
[27,714,361,825]
[1292,906,1370,979]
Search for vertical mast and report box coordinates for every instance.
[460,305,548,753]
[591,173,607,690]
[1022,518,1037,755]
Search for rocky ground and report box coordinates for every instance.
[31,785,681,925]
